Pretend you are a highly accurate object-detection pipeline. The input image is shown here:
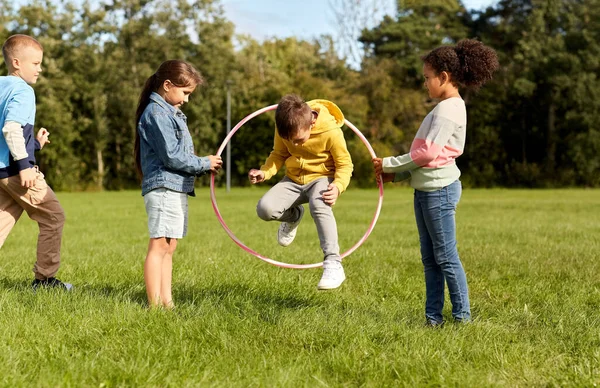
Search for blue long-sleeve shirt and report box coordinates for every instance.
[0,76,40,178]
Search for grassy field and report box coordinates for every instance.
[0,187,599,387]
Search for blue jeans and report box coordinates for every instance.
[414,180,470,322]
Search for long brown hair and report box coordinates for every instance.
[134,60,204,177]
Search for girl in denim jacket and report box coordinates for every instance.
[373,40,498,326]
[134,60,222,308]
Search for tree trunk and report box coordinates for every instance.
[115,141,121,189]
[545,101,556,174]
[521,114,527,163]
[97,148,104,190]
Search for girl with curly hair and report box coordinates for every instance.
[373,39,499,326]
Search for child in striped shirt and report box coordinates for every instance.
[373,39,499,326]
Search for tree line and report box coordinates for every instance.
[0,0,598,191]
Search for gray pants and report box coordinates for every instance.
[256,177,340,262]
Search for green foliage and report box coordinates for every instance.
[466,0,600,187]
[360,0,470,87]
[0,0,598,189]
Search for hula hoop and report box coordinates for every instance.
[210,104,384,269]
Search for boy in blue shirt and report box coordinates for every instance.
[0,34,72,290]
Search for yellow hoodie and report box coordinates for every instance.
[260,99,354,193]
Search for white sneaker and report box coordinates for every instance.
[317,260,346,290]
[277,206,304,247]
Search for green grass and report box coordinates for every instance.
[1,187,599,387]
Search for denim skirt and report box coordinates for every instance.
[144,187,188,238]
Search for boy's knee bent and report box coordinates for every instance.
[256,199,278,221]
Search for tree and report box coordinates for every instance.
[360,0,470,87]
[2,0,597,189]
[329,0,395,67]
[469,0,600,186]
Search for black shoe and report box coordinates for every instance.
[32,277,73,291]
[425,319,445,328]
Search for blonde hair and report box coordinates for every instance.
[2,34,43,64]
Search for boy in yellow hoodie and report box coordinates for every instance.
[248,94,353,289]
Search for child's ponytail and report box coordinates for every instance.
[453,39,499,88]
[135,74,159,177]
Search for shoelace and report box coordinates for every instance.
[323,263,342,274]
[281,221,298,233]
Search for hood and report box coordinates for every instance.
[307,99,345,134]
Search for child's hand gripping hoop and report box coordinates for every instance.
[210,104,384,269]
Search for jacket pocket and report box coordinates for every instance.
[317,163,330,173]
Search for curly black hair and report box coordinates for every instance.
[422,39,499,89]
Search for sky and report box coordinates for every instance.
[221,0,498,43]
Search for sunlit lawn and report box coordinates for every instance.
[0,187,599,386]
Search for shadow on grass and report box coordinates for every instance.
[1,275,319,326]
[177,282,318,310]
[70,280,318,313]
[0,276,31,291]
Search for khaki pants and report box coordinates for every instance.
[0,169,65,280]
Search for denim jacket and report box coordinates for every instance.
[138,92,211,196]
